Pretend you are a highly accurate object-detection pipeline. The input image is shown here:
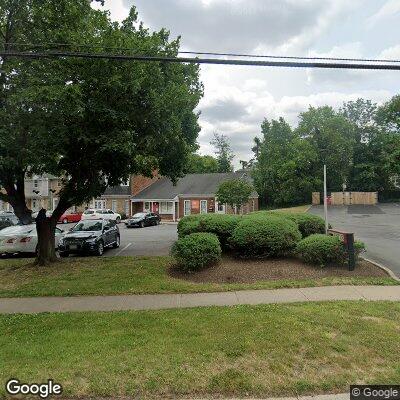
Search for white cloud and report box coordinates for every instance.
[367,0,400,27]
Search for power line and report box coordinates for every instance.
[1,51,400,70]
[2,42,400,64]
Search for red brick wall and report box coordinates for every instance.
[131,171,159,196]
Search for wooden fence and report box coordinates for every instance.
[312,192,378,205]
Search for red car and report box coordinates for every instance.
[58,212,82,224]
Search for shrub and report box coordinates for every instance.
[171,232,222,272]
[249,211,325,237]
[296,234,345,266]
[177,214,241,249]
[120,212,127,220]
[230,214,302,258]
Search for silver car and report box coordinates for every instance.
[0,224,64,255]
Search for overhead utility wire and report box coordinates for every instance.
[2,42,400,64]
[1,51,400,70]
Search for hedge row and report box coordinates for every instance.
[173,212,364,271]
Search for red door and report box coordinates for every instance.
[152,202,159,213]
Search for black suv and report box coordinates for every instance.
[125,212,161,228]
[58,219,120,257]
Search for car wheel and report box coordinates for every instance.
[96,241,104,256]
[59,252,69,258]
[113,235,120,248]
[63,218,68,224]
[140,221,144,228]
[116,217,121,224]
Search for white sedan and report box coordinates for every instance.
[81,209,121,223]
[0,224,64,255]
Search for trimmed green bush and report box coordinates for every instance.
[296,234,345,266]
[171,232,222,272]
[230,214,302,258]
[296,234,366,266]
[177,214,241,249]
[250,211,325,237]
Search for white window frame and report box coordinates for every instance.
[111,200,117,212]
[184,200,191,216]
[200,200,208,214]
[144,201,151,212]
[94,199,106,210]
[125,200,130,215]
[33,179,38,188]
[160,201,174,214]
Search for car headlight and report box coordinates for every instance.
[86,237,97,243]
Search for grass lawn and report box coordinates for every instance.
[1,301,400,398]
[0,256,397,298]
[271,204,311,213]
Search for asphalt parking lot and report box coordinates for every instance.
[310,204,400,277]
[60,221,178,257]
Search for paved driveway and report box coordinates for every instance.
[309,204,400,277]
[54,222,178,257]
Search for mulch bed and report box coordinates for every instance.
[169,256,389,284]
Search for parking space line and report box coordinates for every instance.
[116,243,131,256]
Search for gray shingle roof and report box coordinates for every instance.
[132,172,258,200]
[103,185,131,196]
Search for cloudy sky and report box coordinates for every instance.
[94,0,400,166]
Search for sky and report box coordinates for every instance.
[94,0,400,166]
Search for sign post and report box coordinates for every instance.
[324,164,328,234]
[328,229,355,271]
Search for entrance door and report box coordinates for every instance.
[152,202,159,213]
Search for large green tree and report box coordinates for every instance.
[186,153,219,173]
[252,117,320,206]
[296,106,356,191]
[0,0,203,264]
[215,179,253,214]
[210,132,234,173]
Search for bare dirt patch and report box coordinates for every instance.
[169,256,388,284]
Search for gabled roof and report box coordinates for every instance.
[132,172,258,200]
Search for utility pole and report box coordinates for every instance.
[324,164,328,234]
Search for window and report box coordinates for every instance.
[160,201,173,214]
[184,200,191,216]
[33,180,38,188]
[111,200,117,212]
[144,202,151,212]
[200,200,207,214]
[94,200,106,209]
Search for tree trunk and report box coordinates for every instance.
[35,209,58,266]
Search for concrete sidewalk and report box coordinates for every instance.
[1,285,400,314]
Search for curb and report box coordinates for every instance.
[362,257,400,282]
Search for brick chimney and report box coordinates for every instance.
[131,171,159,196]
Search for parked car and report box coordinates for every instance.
[31,210,53,219]
[58,211,82,224]
[0,224,64,256]
[125,212,161,228]
[81,209,121,223]
[0,214,20,230]
[58,219,120,257]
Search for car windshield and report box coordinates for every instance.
[133,213,146,218]
[83,210,94,215]
[72,221,102,232]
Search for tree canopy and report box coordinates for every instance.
[0,0,203,264]
[216,179,254,214]
[252,95,400,207]
[185,154,219,173]
[211,132,234,173]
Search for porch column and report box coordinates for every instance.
[173,201,176,222]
